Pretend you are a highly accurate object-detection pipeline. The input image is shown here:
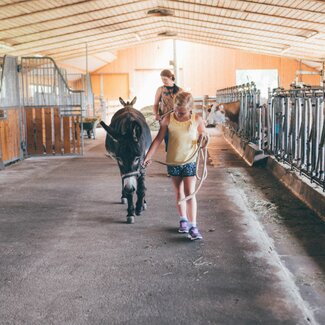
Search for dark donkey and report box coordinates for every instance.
[100,97,152,224]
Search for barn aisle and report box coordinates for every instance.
[0,128,324,325]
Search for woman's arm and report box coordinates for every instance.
[153,87,162,121]
[143,118,169,167]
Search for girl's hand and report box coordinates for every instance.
[197,133,209,148]
[155,114,161,121]
[142,158,152,168]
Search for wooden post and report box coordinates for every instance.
[44,108,52,154]
[34,108,43,154]
[63,116,71,154]
[53,108,62,154]
[25,108,36,155]
[0,120,4,169]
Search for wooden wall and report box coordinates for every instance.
[91,74,129,100]
[0,109,21,165]
[25,108,81,155]
[93,40,321,108]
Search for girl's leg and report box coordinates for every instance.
[183,176,197,225]
[171,176,187,217]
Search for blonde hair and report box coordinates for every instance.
[174,92,193,110]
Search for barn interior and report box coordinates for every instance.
[1,1,325,324]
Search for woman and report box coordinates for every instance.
[144,92,207,240]
[153,69,183,150]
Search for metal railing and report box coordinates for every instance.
[217,80,325,188]
[65,72,95,117]
[0,55,21,111]
[216,82,265,149]
[21,57,84,116]
[268,85,325,187]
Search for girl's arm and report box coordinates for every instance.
[143,117,169,167]
[153,87,162,121]
[196,115,209,146]
[196,115,206,135]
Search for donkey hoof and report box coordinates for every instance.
[127,216,135,224]
[143,203,147,210]
[121,197,127,204]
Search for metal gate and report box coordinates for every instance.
[20,57,84,156]
[268,86,325,188]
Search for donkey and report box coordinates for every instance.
[100,97,152,224]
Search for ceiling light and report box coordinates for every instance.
[158,31,178,37]
[306,31,318,39]
[147,8,174,17]
[297,30,318,39]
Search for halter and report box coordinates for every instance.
[121,170,141,180]
[105,153,142,180]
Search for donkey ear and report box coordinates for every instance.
[119,97,126,106]
[130,96,137,106]
[132,122,142,143]
[100,121,118,143]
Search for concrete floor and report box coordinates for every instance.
[0,128,324,325]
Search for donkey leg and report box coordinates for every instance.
[121,181,127,204]
[135,174,146,216]
[126,191,135,224]
[121,188,127,204]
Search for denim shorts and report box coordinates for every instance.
[167,162,197,177]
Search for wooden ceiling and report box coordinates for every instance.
[0,0,324,64]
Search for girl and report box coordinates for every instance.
[144,92,207,240]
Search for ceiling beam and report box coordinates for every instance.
[2,20,165,56]
[55,35,161,62]
[173,35,324,62]
[167,0,325,27]
[50,22,322,62]
[5,14,324,59]
[2,3,319,51]
[1,1,320,40]
[0,0,143,22]
[2,16,158,51]
[0,8,148,41]
[165,20,325,51]
[0,0,32,9]
[0,0,147,29]
[45,25,169,58]
[0,0,92,21]
[2,7,315,46]
[218,0,325,15]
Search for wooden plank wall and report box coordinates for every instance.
[94,39,322,99]
[25,107,81,156]
[0,109,21,164]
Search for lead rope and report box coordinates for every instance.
[151,134,209,204]
[178,135,209,204]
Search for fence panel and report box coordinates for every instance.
[21,57,84,156]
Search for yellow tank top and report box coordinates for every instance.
[166,113,198,165]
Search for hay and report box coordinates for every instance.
[140,105,160,131]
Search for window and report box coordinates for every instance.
[236,69,278,103]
